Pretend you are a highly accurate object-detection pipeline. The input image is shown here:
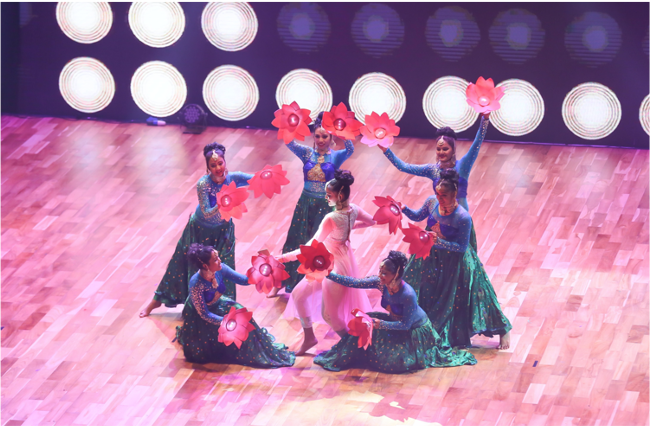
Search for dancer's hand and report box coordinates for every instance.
[482,112,491,120]
[377,145,388,153]
[372,318,381,327]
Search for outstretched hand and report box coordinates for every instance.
[377,145,388,153]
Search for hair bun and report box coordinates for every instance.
[204,142,226,157]
[334,169,355,186]
[309,111,325,132]
[387,250,408,271]
[434,126,457,140]
[439,168,459,181]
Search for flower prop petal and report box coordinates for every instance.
[271,101,313,144]
[401,222,435,259]
[218,306,256,349]
[246,249,290,294]
[347,308,373,350]
[248,164,290,199]
[466,77,505,114]
[360,112,401,148]
[216,181,249,221]
[372,196,403,234]
[296,240,334,282]
[321,102,362,139]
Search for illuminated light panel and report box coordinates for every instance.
[490,79,544,136]
[351,3,404,58]
[562,83,621,140]
[565,12,622,67]
[640,95,650,136]
[425,6,480,62]
[129,2,185,48]
[277,3,330,53]
[276,69,333,121]
[131,61,187,117]
[202,2,257,52]
[56,2,113,44]
[644,28,649,56]
[203,65,259,121]
[348,73,406,124]
[423,76,477,132]
[59,57,115,113]
[489,9,545,64]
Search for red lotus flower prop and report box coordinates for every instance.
[296,240,334,282]
[372,196,403,235]
[321,102,362,140]
[218,306,256,349]
[360,112,400,148]
[401,223,436,259]
[246,249,290,294]
[248,164,290,199]
[347,308,373,350]
[466,77,505,114]
[216,181,249,221]
[272,101,313,144]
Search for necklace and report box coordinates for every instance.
[201,269,218,288]
[439,201,458,216]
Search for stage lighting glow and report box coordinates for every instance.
[643,28,649,56]
[277,3,330,53]
[128,2,185,48]
[425,6,480,62]
[203,65,259,121]
[640,95,650,136]
[131,61,187,117]
[562,83,621,140]
[56,2,113,44]
[490,79,544,136]
[202,2,258,52]
[276,69,333,121]
[489,9,545,64]
[565,12,622,67]
[423,76,477,132]
[351,3,404,58]
[349,73,406,124]
[59,57,115,113]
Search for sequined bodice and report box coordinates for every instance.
[327,205,359,243]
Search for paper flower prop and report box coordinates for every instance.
[246,249,290,294]
[372,196,403,235]
[272,101,313,144]
[218,306,256,349]
[321,102,362,139]
[401,223,435,259]
[466,77,505,114]
[216,181,249,221]
[359,112,400,148]
[296,240,334,282]
[248,164,290,199]
[347,308,373,350]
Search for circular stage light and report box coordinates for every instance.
[56,2,113,44]
[640,95,650,136]
[348,73,406,124]
[423,76,477,132]
[59,57,115,113]
[565,12,622,67]
[276,69,333,121]
[203,65,259,121]
[489,79,544,136]
[277,3,330,54]
[202,2,257,52]
[489,9,545,65]
[128,2,185,48]
[131,61,187,117]
[425,6,480,62]
[562,83,621,140]
[351,3,404,58]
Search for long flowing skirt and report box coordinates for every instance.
[176,297,295,367]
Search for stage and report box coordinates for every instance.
[1,115,648,426]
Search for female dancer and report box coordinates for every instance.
[140,142,252,317]
[315,251,476,373]
[402,169,512,350]
[176,243,295,367]
[278,170,375,355]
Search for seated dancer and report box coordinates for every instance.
[176,243,295,367]
[140,142,252,317]
[402,168,512,350]
[314,250,477,373]
[279,170,375,355]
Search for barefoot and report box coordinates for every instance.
[295,337,318,356]
[139,299,161,318]
[498,332,510,350]
[266,287,282,298]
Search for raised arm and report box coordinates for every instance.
[434,211,472,253]
[196,178,220,220]
[402,196,436,222]
[282,215,335,261]
[230,171,254,187]
[353,205,376,229]
[375,285,419,331]
[383,148,436,179]
[286,140,313,164]
[220,264,251,287]
[457,114,489,179]
[331,139,355,168]
[328,272,380,289]
[190,281,223,325]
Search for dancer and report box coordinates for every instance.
[401,169,512,350]
[279,170,375,355]
[314,250,476,373]
[140,142,252,317]
[176,243,295,367]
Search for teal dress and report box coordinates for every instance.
[176,266,295,367]
[402,196,512,349]
[154,172,252,305]
[313,273,476,373]
[280,139,354,292]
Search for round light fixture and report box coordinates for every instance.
[276,69,333,121]
[562,82,621,140]
[423,76,477,132]
[203,65,259,121]
[59,57,115,113]
[202,2,258,51]
[56,2,113,44]
[348,73,406,124]
[128,2,185,48]
[640,95,650,136]
[490,79,544,136]
[131,61,187,117]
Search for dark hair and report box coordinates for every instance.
[309,111,326,134]
[326,169,354,202]
[187,243,214,270]
[435,168,459,193]
[382,250,408,279]
[434,126,457,152]
[203,142,226,169]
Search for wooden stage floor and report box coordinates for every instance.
[1,115,648,426]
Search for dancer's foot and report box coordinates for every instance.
[139,299,161,318]
[266,287,282,298]
[498,332,510,350]
[295,337,318,356]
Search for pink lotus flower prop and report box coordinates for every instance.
[296,240,334,282]
[466,77,504,114]
[218,306,256,349]
[401,223,435,259]
[216,181,249,221]
[272,101,313,144]
[360,112,400,148]
[248,164,290,199]
[372,196,403,235]
[322,102,362,140]
[247,249,290,294]
[347,308,373,350]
